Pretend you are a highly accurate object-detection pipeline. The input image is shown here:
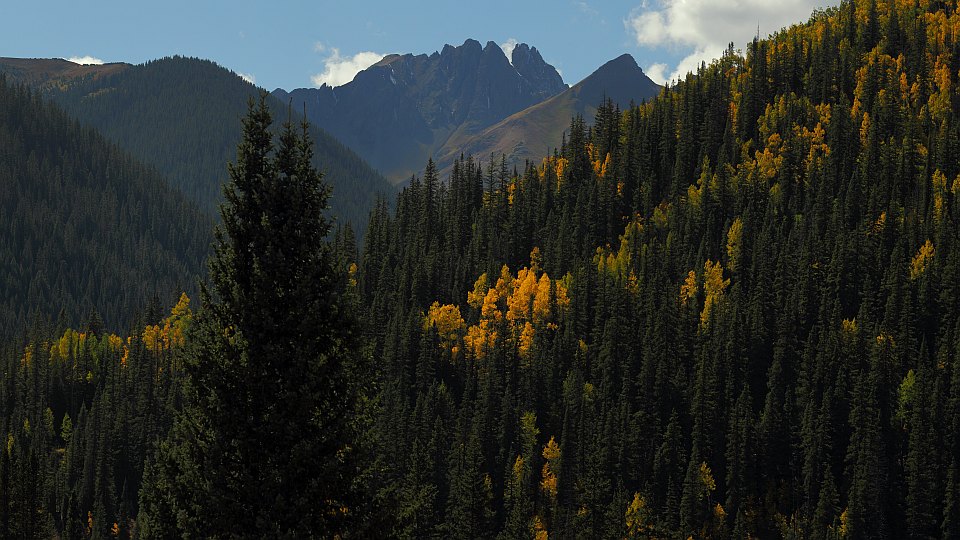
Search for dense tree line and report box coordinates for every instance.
[0,76,209,338]
[357,0,960,537]
[0,296,191,537]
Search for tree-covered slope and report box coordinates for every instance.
[9,0,960,538]
[0,56,395,231]
[0,77,210,337]
[357,1,960,538]
[0,97,368,539]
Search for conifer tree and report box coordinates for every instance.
[138,93,367,538]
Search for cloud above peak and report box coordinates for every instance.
[311,44,385,87]
[500,38,519,64]
[626,0,827,84]
[67,56,104,65]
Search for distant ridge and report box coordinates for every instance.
[0,57,129,89]
[0,56,395,232]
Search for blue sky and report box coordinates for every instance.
[4,0,836,90]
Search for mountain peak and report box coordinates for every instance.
[434,52,660,179]
[512,42,566,92]
[461,38,482,52]
[595,54,640,73]
[275,39,567,182]
[572,53,658,111]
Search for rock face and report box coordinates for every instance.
[274,39,567,183]
[511,43,565,99]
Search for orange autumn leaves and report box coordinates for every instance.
[424,248,570,363]
[142,293,192,353]
[24,294,192,378]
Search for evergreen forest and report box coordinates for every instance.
[36,56,395,230]
[0,76,210,337]
[5,0,960,538]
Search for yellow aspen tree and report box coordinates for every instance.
[910,240,935,280]
[533,515,548,540]
[481,288,502,321]
[58,330,73,360]
[494,264,514,299]
[680,270,698,306]
[425,302,465,359]
[142,325,161,353]
[532,274,553,323]
[554,156,568,185]
[425,302,464,343]
[540,436,560,500]
[701,260,730,327]
[625,493,654,537]
[529,246,543,273]
[726,217,743,273]
[107,334,123,352]
[518,322,536,363]
[464,325,486,359]
[508,267,538,322]
[467,273,489,310]
[699,462,716,493]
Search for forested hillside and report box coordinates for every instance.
[357,0,960,537]
[0,77,209,338]
[0,98,365,539]
[6,0,960,538]
[12,56,395,230]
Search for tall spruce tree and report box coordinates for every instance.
[138,93,367,537]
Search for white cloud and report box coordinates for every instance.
[625,0,827,83]
[645,62,669,84]
[311,45,385,87]
[628,11,668,46]
[576,1,600,18]
[238,72,256,84]
[500,38,519,64]
[67,56,104,65]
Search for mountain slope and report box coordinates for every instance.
[0,77,210,336]
[436,54,660,176]
[274,40,567,182]
[0,56,394,230]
